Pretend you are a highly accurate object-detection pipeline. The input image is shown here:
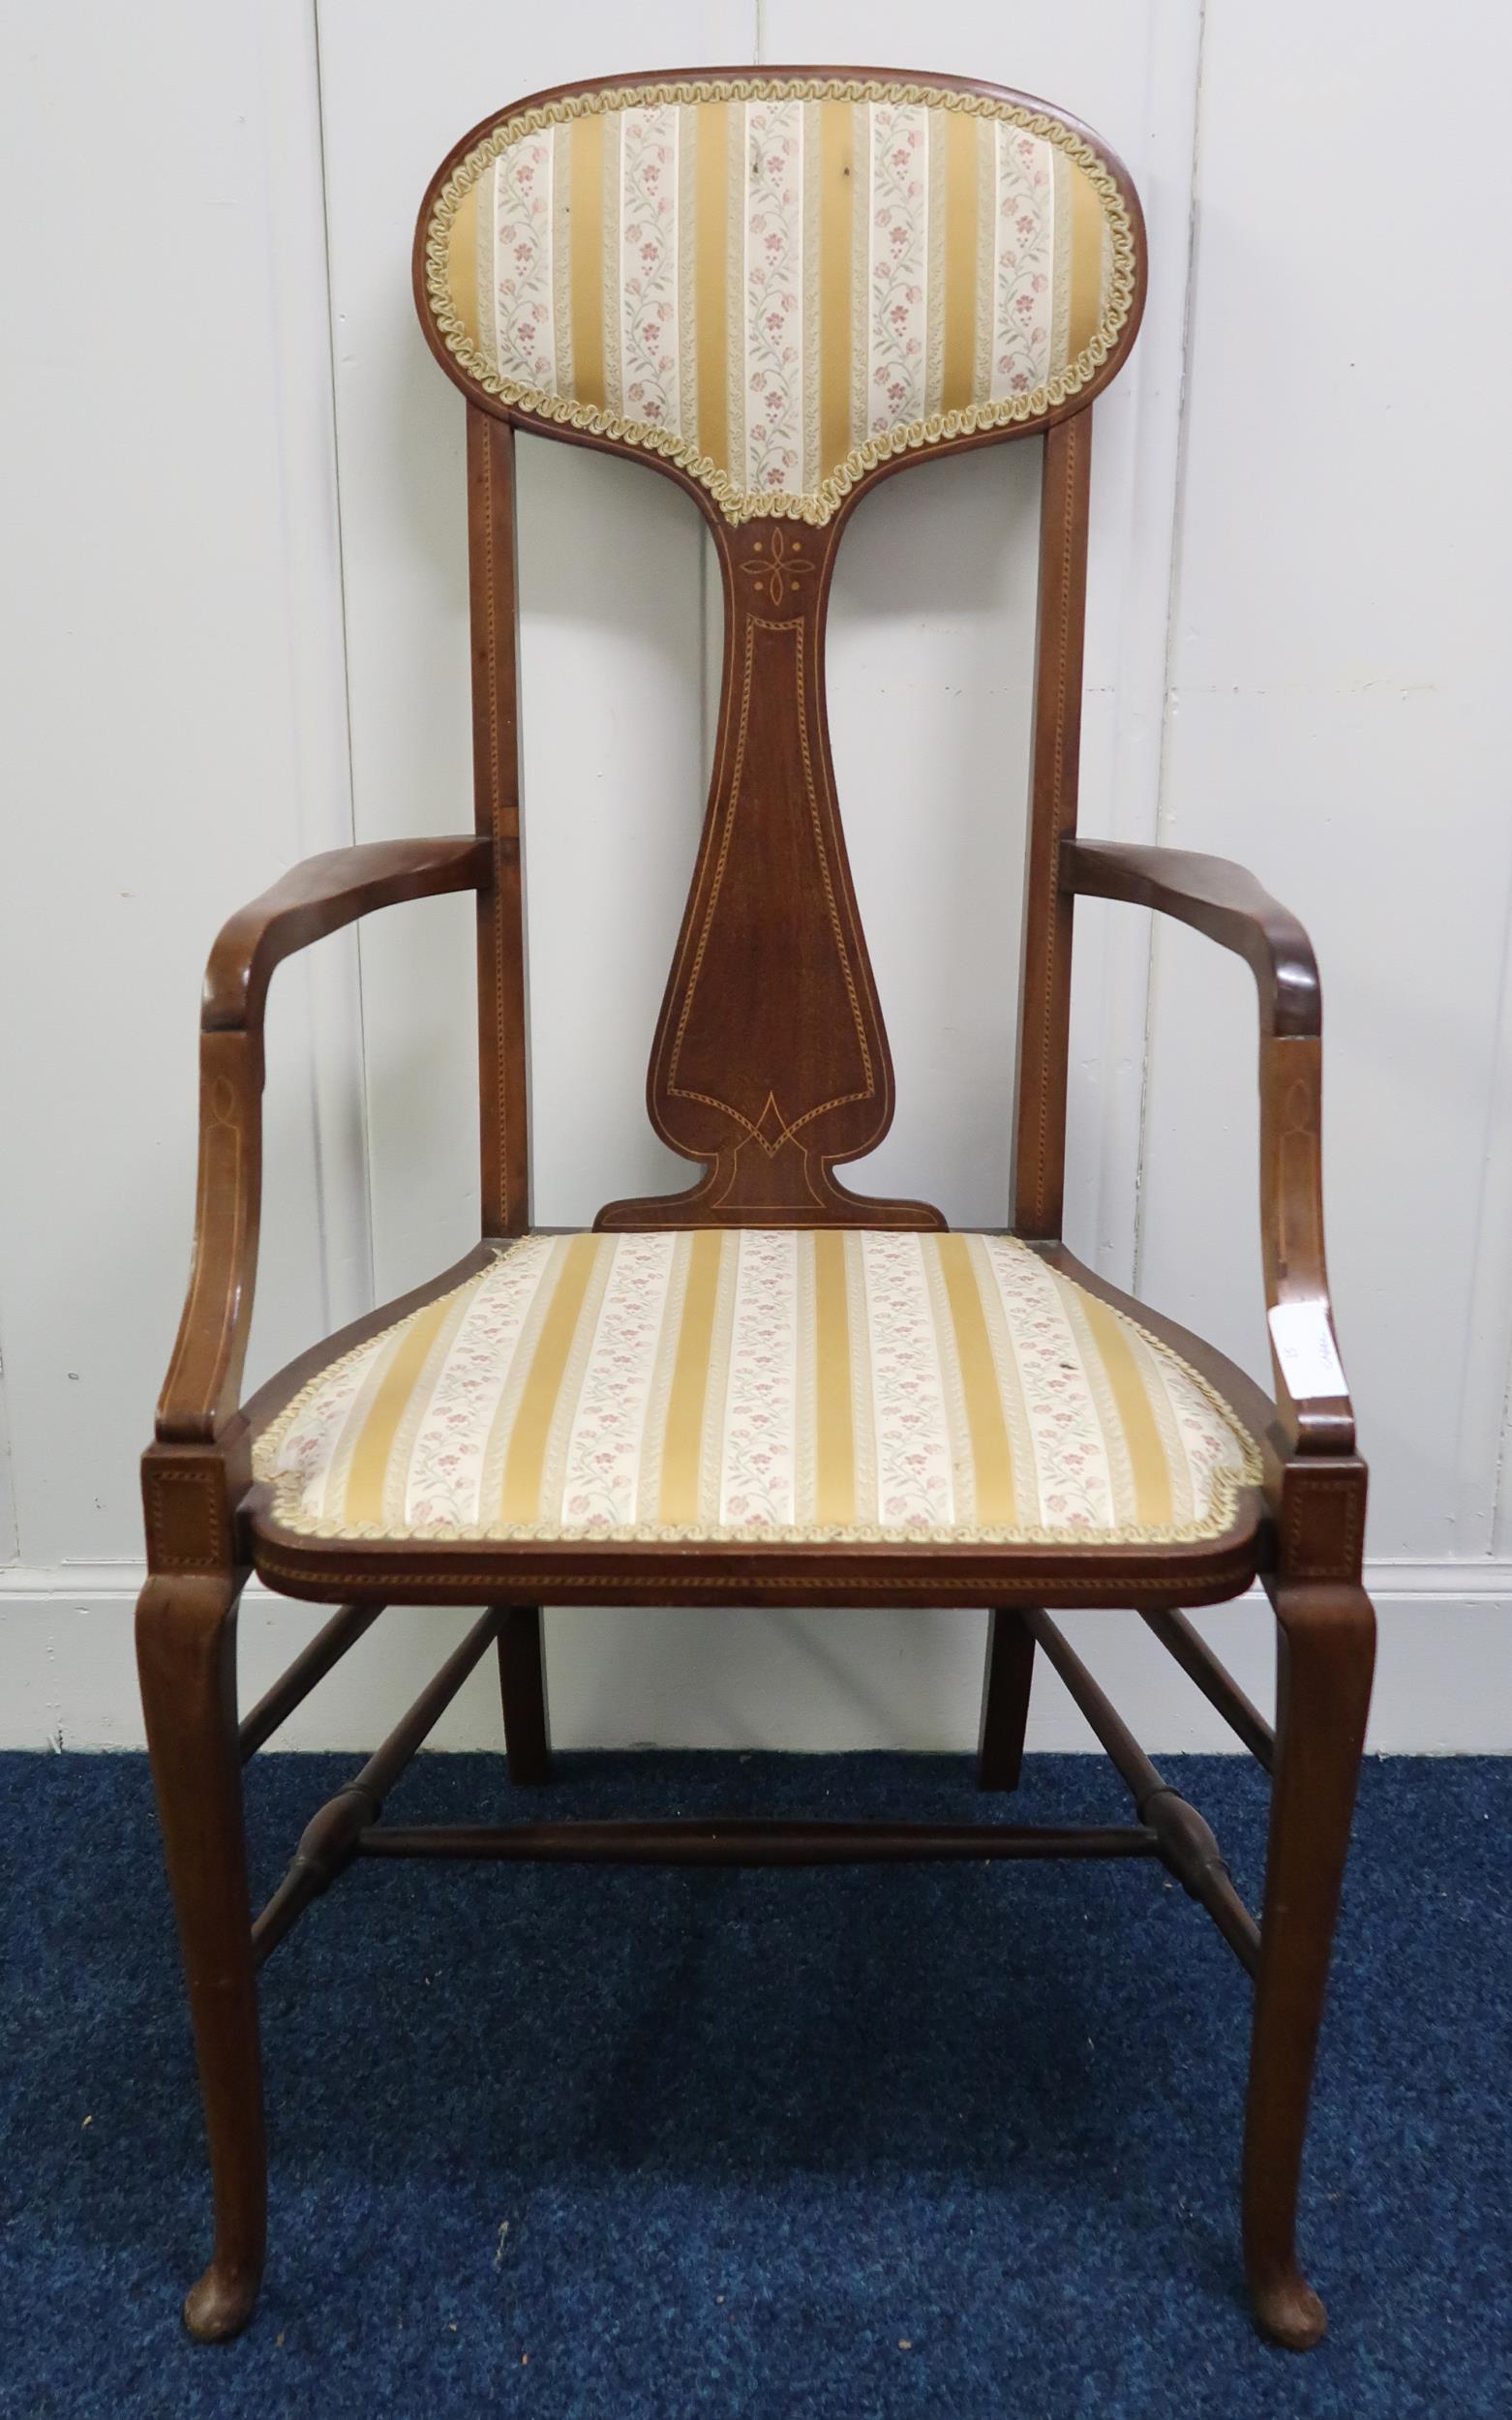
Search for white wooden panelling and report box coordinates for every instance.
[510,439,711,1225]
[827,445,1041,1226]
[1136,0,1512,1562]
[6,1561,1509,1757]
[0,0,364,1563]
[255,3,375,1345]
[0,1354,16,1565]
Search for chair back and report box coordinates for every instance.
[415,70,1146,1231]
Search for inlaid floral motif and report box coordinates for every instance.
[740,526,808,605]
[559,1234,677,1528]
[990,127,1054,399]
[402,1240,557,1529]
[492,134,556,387]
[619,106,681,432]
[980,1240,1114,1528]
[719,1229,799,1527]
[866,104,929,439]
[743,101,804,495]
[862,1232,955,1528]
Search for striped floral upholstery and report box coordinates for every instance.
[256,1232,1258,1548]
[421,79,1137,524]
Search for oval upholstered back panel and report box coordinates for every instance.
[418,75,1142,525]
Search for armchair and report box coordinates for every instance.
[137,67,1374,2354]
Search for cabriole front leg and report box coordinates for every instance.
[1243,1580,1375,2349]
[136,1571,266,2341]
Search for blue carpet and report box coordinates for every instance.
[0,1747,1508,2417]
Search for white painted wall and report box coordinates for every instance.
[4,1,1510,1754]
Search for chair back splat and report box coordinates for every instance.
[414,70,1147,1235]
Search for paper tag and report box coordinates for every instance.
[1267,1302,1346,1401]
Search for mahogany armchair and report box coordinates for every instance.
[138,68,1374,2350]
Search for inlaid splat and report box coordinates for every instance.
[597,517,943,1229]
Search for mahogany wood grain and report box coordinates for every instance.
[356,1820,1161,1866]
[600,512,941,1228]
[496,1605,552,1785]
[977,1608,1037,1792]
[246,1499,1264,1611]
[1244,1582,1375,2348]
[1065,840,1320,1036]
[467,408,529,1234]
[202,837,488,1032]
[159,841,488,1444]
[1065,837,1353,1454]
[1013,415,1092,1237]
[136,1572,264,2341]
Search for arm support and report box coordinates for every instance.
[157,837,490,1443]
[1065,838,1352,1455]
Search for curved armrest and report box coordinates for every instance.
[1065,840,1319,1039]
[203,836,488,1031]
[1064,837,1352,1456]
[157,836,490,1443]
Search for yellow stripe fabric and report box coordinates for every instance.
[344,1293,464,1528]
[935,1235,1016,1525]
[444,92,1131,512]
[499,1235,601,1522]
[569,114,606,412]
[939,111,980,415]
[811,1229,857,1522]
[1072,1286,1174,1526]
[447,183,480,345]
[260,1231,1255,1547]
[658,1229,724,1525]
[1067,157,1105,362]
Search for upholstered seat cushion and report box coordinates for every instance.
[256,1231,1257,1549]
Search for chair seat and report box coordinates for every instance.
[253,1230,1259,1550]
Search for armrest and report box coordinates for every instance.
[157,836,490,1443]
[202,836,489,1031]
[1064,837,1352,1456]
[1065,840,1319,1039]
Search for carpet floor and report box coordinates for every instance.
[0,1747,1508,2418]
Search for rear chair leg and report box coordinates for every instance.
[977,1607,1036,1791]
[1243,1582,1375,2349]
[496,1603,552,1785]
[136,1574,266,2342]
